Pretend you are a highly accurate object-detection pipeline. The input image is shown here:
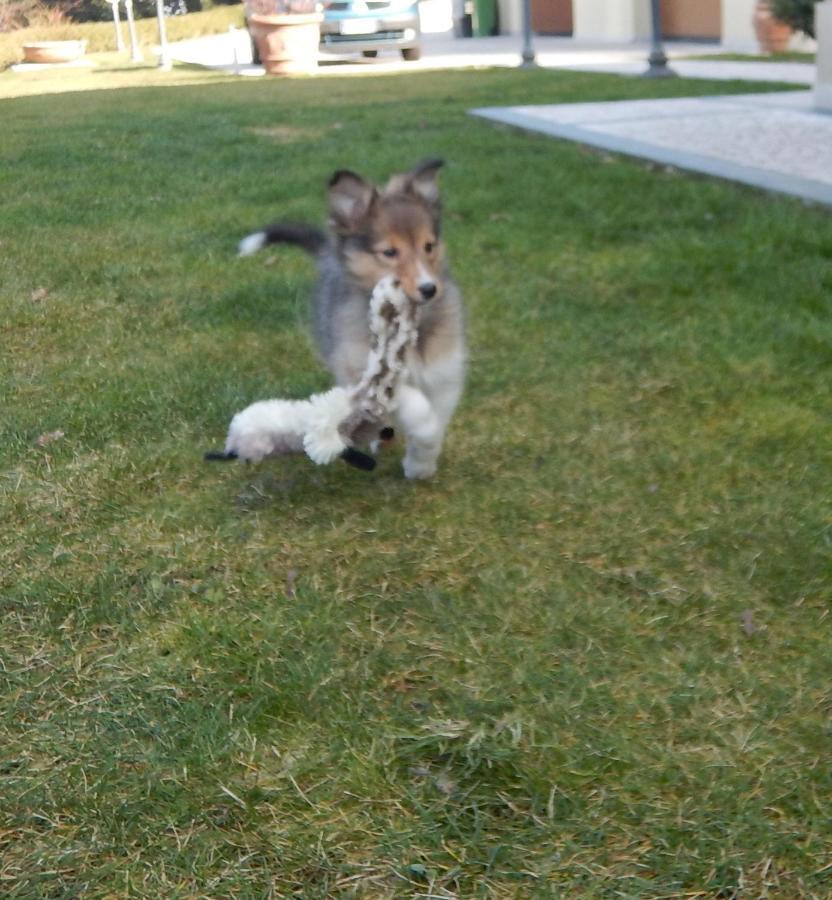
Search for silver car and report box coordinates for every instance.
[320,0,422,60]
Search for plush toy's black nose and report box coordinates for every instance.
[418,282,437,300]
[341,448,376,471]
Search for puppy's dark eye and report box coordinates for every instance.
[424,241,435,254]
[381,247,399,259]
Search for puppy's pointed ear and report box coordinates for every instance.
[328,170,377,233]
[409,158,444,204]
[394,158,444,206]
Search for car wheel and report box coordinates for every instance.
[401,46,421,61]
[362,49,378,58]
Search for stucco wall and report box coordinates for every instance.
[573,0,650,41]
[498,0,523,34]
[498,0,817,49]
[721,0,757,48]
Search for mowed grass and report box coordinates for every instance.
[1,65,831,897]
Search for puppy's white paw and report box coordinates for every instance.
[403,456,437,480]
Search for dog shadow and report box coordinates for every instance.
[223,445,417,516]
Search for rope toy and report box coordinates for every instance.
[205,275,417,472]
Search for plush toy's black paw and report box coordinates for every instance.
[341,447,376,471]
[205,450,238,462]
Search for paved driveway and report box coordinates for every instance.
[473,90,832,207]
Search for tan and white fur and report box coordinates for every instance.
[239,159,465,479]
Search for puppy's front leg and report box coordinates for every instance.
[396,384,443,480]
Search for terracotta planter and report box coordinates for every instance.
[248,13,322,75]
[752,1,793,53]
[22,40,87,64]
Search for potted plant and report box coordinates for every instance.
[752,1,794,52]
[22,40,88,64]
[245,0,322,75]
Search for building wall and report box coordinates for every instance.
[497,0,522,35]
[498,0,812,49]
[721,0,757,47]
[420,0,454,33]
[572,0,651,42]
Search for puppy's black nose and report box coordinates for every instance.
[418,282,437,300]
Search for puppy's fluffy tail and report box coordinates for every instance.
[238,222,327,257]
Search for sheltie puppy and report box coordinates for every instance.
[239,158,466,479]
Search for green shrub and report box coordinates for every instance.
[0,0,242,27]
[0,3,244,68]
[59,0,206,23]
[0,0,68,32]
[770,0,821,37]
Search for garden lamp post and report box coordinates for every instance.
[124,0,143,62]
[156,0,172,70]
[520,0,536,67]
[109,0,125,51]
[644,0,676,77]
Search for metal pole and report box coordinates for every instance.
[520,0,536,67]
[156,0,172,70]
[110,0,125,52]
[124,0,143,63]
[644,0,676,77]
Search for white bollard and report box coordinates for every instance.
[816,1,832,111]
[110,0,125,51]
[230,25,239,74]
[156,0,172,70]
[124,0,143,62]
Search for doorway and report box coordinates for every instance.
[531,0,573,35]
[660,0,720,40]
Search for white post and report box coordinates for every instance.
[816,0,832,112]
[230,25,239,74]
[110,0,125,51]
[124,0,143,62]
[156,0,172,70]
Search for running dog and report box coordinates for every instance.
[238,159,466,480]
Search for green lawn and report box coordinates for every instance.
[2,64,831,897]
[680,50,815,63]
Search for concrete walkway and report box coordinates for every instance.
[168,30,829,206]
[168,31,816,84]
[473,91,832,207]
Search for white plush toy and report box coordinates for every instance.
[206,275,417,472]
